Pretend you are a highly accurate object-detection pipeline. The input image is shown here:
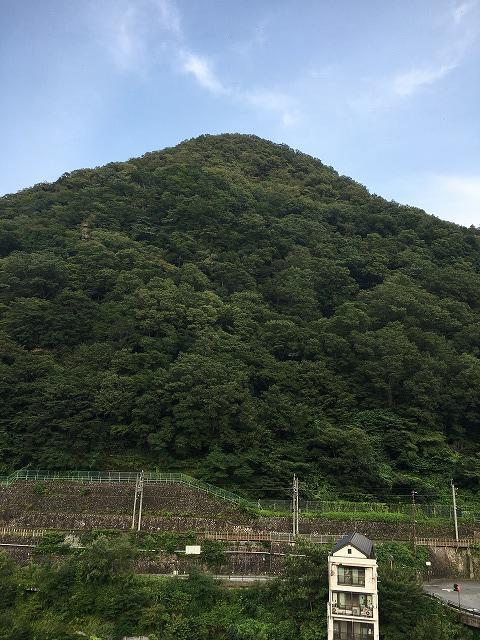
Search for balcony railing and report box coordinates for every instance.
[333,634,373,640]
[337,577,366,587]
[331,604,373,619]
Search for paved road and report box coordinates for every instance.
[424,580,480,612]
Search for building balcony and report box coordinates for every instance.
[333,620,374,639]
[331,603,374,618]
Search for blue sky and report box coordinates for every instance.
[1,0,479,226]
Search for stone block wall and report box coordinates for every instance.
[0,480,474,540]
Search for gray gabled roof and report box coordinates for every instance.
[332,532,375,558]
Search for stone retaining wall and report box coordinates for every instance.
[0,481,244,519]
[0,480,474,540]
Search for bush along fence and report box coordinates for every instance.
[256,499,476,520]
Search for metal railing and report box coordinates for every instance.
[331,603,374,619]
[202,531,338,544]
[257,498,473,519]
[0,527,48,538]
[415,537,477,548]
[1,470,479,520]
[0,525,337,544]
[426,592,480,628]
[0,469,256,510]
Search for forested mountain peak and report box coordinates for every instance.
[1,133,480,498]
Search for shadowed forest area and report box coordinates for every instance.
[1,134,480,500]
[0,539,475,640]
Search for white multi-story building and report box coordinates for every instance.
[327,532,379,640]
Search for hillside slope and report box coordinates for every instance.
[1,134,479,498]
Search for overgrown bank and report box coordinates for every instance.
[0,537,477,640]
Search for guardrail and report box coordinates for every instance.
[202,531,338,544]
[0,527,48,538]
[426,592,480,628]
[416,537,477,548]
[1,470,479,521]
[1,526,476,549]
[257,499,473,519]
[0,469,256,510]
[0,525,338,545]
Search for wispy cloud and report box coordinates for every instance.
[451,0,477,24]
[93,0,182,72]
[244,89,299,126]
[155,0,182,36]
[92,0,298,126]
[179,56,300,125]
[181,53,227,95]
[392,62,457,97]
[354,1,479,110]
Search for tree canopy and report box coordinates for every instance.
[1,133,480,498]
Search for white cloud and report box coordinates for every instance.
[92,0,298,126]
[452,1,477,24]
[353,1,479,109]
[244,89,299,126]
[179,57,300,125]
[388,174,480,227]
[392,62,457,97]
[93,0,182,71]
[181,53,227,94]
[156,0,182,36]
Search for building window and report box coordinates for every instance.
[337,566,365,586]
[333,620,374,639]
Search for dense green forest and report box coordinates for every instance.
[1,133,480,498]
[0,539,474,640]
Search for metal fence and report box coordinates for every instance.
[1,469,477,520]
[415,537,477,548]
[202,531,338,544]
[0,469,255,509]
[257,499,474,520]
[0,527,47,538]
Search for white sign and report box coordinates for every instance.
[185,545,201,555]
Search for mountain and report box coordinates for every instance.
[1,133,479,498]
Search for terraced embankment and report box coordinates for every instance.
[0,477,476,540]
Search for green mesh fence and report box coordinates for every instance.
[0,469,255,509]
[0,469,475,520]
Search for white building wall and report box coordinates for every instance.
[327,544,379,640]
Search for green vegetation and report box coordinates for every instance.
[33,532,71,556]
[1,134,480,500]
[0,538,475,639]
[31,481,50,496]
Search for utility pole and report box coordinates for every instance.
[292,474,299,536]
[131,470,145,531]
[411,490,417,546]
[137,470,144,531]
[451,480,459,543]
[131,474,139,530]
